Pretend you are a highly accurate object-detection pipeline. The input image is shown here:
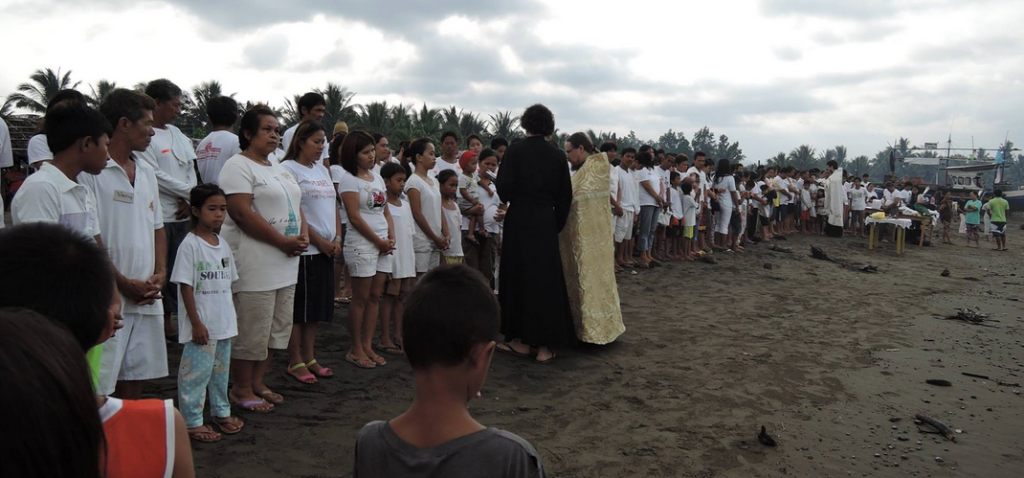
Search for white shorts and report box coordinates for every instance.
[344,249,393,278]
[614,211,634,243]
[414,250,440,274]
[98,313,168,395]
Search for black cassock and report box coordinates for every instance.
[496,136,577,348]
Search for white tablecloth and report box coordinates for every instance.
[866,217,912,229]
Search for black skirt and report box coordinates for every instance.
[294,253,335,323]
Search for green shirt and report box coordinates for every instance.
[985,198,1009,223]
[965,199,982,225]
[86,344,103,390]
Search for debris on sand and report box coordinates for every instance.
[926,379,952,387]
[769,244,793,253]
[699,255,717,265]
[934,308,998,327]
[962,372,990,380]
[810,246,878,273]
[757,426,777,447]
[941,269,951,277]
[915,414,957,442]
[763,263,774,270]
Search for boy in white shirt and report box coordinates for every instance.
[681,181,698,260]
[848,177,868,238]
[80,89,168,399]
[195,96,241,185]
[281,92,330,165]
[615,148,638,268]
[137,79,198,340]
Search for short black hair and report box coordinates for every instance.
[639,145,652,154]
[466,134,482,148]
[675,154,689,165]
[656,148,665,156]
[681,181,693,195]
[189,183,226,229]
[441,131,459,143]
[0,223,114,352]
[45,104,112,155]
[670,171,680,182]
[403,265,499,370]
[694,151,706,159]
[520,104,554,136]
[622,147,637,156]
[99,89,155,132]
[297,92,326,117]
[490,137,508,149]
[238,104,276,150]
[636,150,653,168]
[599,141,617,153]
[380,162,407,180]
[436,168,458,186]
[994,189,1003,197]
[46,89,87,114]
[826,160,839,170]
[207,96,238,127]
[567,132,594,153]
[478,148,498,164]
[340,131,376,176]
[144,78,181,103]
[407,137,434,167]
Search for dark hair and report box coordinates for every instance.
[520,104,555,136]
[372,132,386,145]
[380,162,406,180]
[45,104,112,155]
[283,120,325,161]
[402,265,499,369]
[397,140,411,153]
[38,89,88,134]
[490,137,508,149]
[207,96,238,127]
[99,89,155,133]
[567,132,594,153]
[694,151,706,159]
[238,104,276,150]
[441,131,459,144]
[599,141,618,153]
[407,137,434,167]
[466,134,482,148]
[639,145,652,154]
[714,158,732,184]
[0,223,114,351]
[189,183,226,229]
[144,78,181,103]
[329,132,347,166]
[478,148,498,165]
[994,189,1003,197]
[622,147,637,156]
[826,160,839,170]
[297,92,326,117]
[0,308,105,478]
[636,150,653,168]
[853,176,862,182]
[340,131,376,175]
[681,181,693,195]
[655,148,665,156]
[436,169,458,186]
[670,171,680,183]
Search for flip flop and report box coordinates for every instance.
[345,353,376,369]
[372,344,404,356]
[536,352,557,364]
[188,425,222,443]
[232,399,274,414]
[496,342,532,358]
[257,390,284,405]
[288,362,317,384]
[370,355,387,366]
[306,359,334,378]
[213,416,244,435]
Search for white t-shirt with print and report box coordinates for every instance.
[281,160,337,255]
[137,124,197,223]
[405,173,443,253]
[429,158,461,178]
[773,176,790,205]
[338,170,389,252]
[218,155,302,292]
[849,187,867,210]
[195,130,241,185]
[12,162,100,239]
[171,232,238,344]
[79,158,164,315]
[387,200,416,279]
[637,168,660,207]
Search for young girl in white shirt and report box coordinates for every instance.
[405,138,449,276]
[377,162,415,357]
[438,169,465,264]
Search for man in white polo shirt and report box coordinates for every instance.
[80,89,167,399]
[12,104,110,238]
[431,131,463,177]
[136,79,196,339]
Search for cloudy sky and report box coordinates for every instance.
[2,0,1022,161]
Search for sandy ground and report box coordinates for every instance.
[151,218,1024,478]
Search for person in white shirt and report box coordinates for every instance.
[195,96,241,185]
[80,89,168,399]
[406,138,449,275]
[847,177,868,238]
[655,151,673,260]
[430,131,462,177]
[378,162,414,356]
[0,117,10,227]
[371,133,396,175]
[24,89,90,170]
[685,152,711,252]
[12,104,110,241]
[460,150,502,286]
[281,92,330,165]
[136,79,198,339]
[614,147,637,268]
[279,120,341,384]
[711,159,740,251]
[635,150,664,268]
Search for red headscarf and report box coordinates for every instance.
[459,151,478,171]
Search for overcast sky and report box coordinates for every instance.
[2,0,1022,161]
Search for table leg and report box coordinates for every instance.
[898,228,905,255]
[919,221,926,247]
[869,224,875,249]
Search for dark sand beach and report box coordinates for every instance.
[152,219,1023,478]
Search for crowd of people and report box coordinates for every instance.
[0,78,1012,477]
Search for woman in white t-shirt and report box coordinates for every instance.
[279,121,342,384]
[635,151,664,268]
[404,138,450,275]
[712,159,738,249]
[338,131,394,369]
[328,135,354,306]
[437,169,464,263]
[218,105,308,413]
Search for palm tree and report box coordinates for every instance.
[388,103,415,141]
[413,103,443,141]
[318,83,358,130]
[456,111,487,142]
[817,148,836,169]
[788,145,818,170]
[487,110,522,141]
[281,94,303,127]
[440,105,462,135]
[357,101,392,136]
[88,80,118,107]
[0,98,16,122]
[767,152,787,168]
[549,128,569,150]
[834,145,848,169]
[850,155,871,177]
[7,68,81,114]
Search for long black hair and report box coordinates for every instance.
[714,158,731,184]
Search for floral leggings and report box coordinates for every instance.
[177,339,232,428]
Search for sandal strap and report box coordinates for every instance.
[289,362,307,372]
[306,359,318,367]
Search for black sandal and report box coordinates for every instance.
[496,342,531,358]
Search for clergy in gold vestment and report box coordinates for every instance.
[559,133,625,344]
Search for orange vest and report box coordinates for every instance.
[101,398,173,478]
